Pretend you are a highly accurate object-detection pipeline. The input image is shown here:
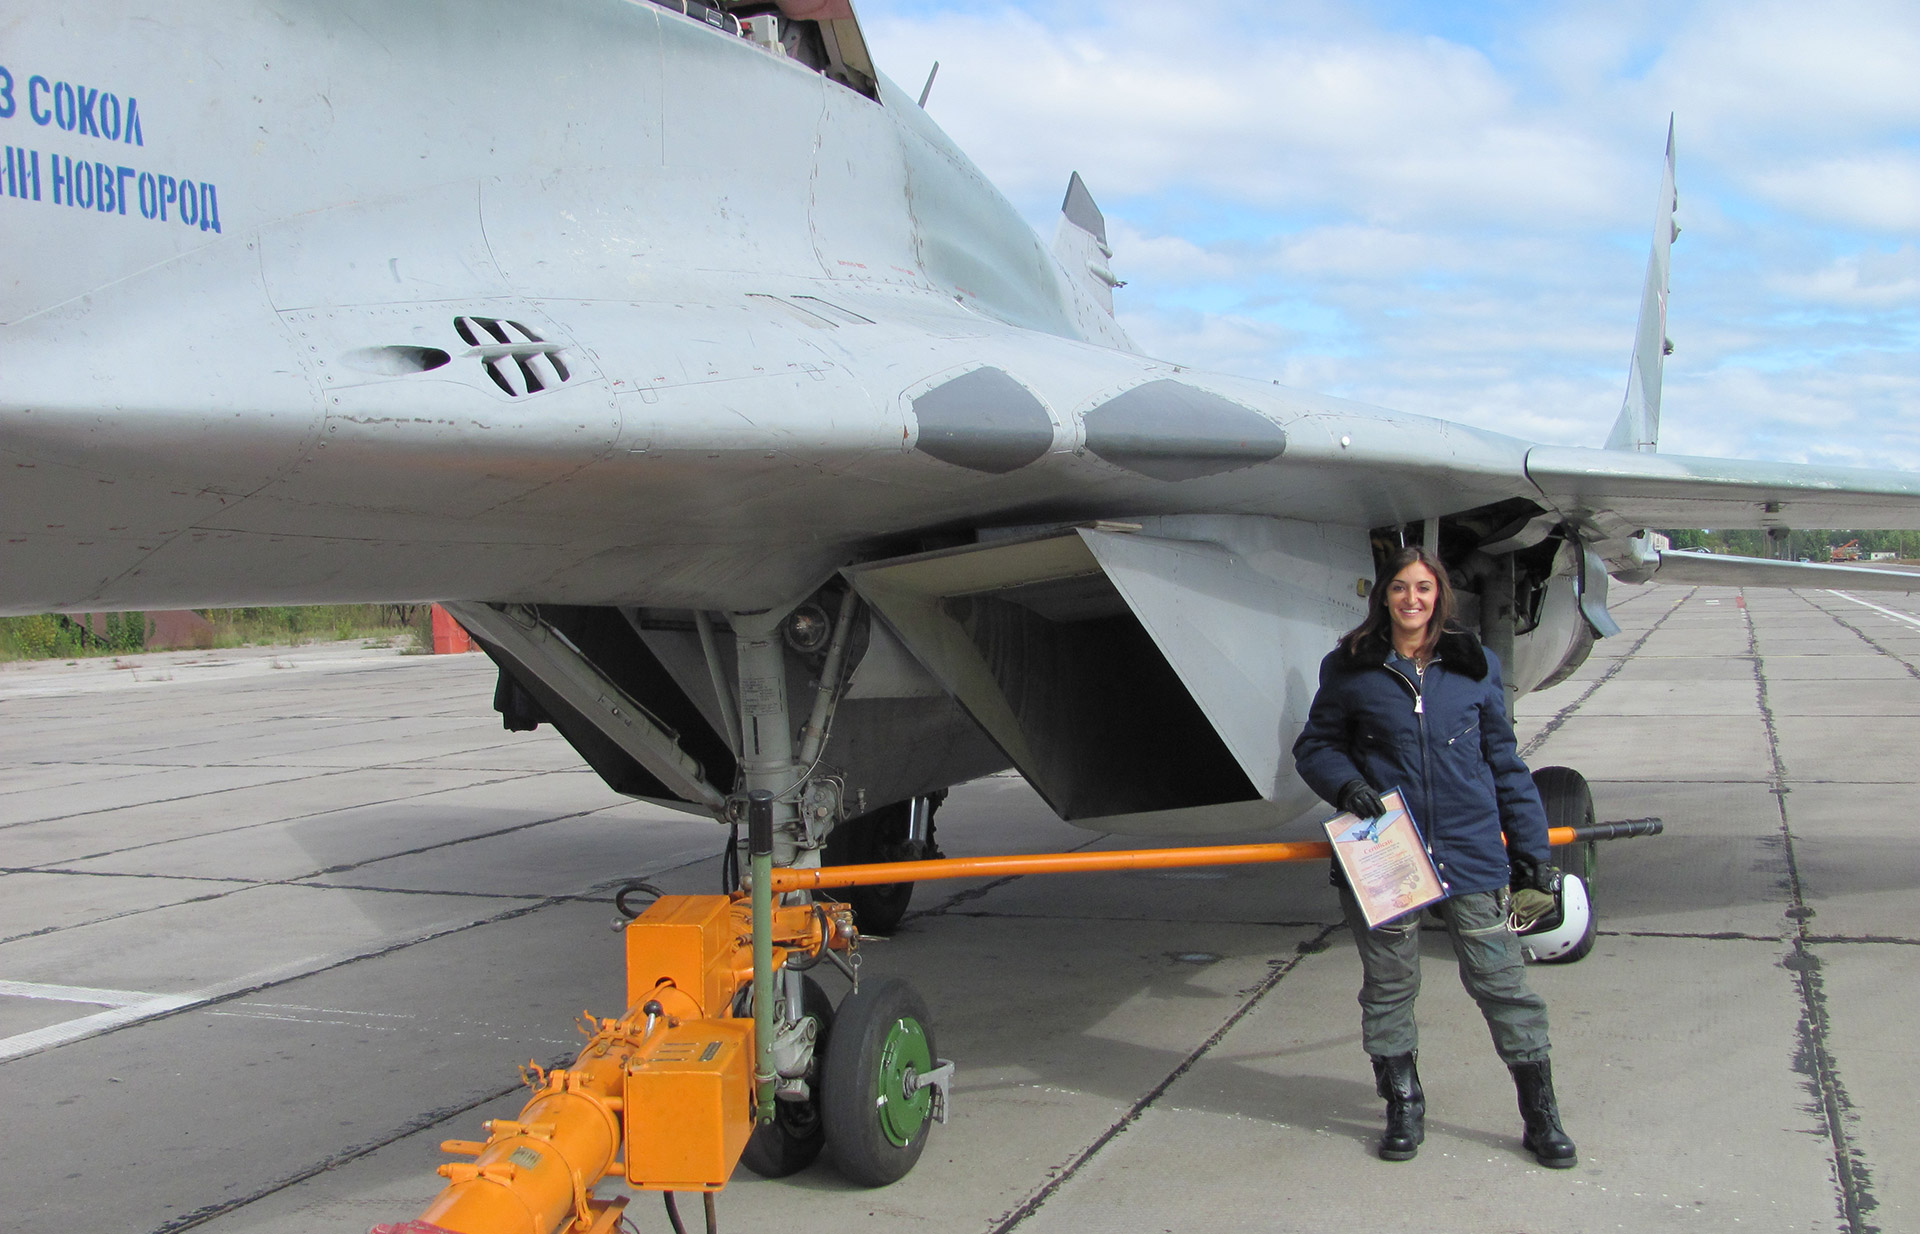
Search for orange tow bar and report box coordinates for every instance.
[768,826,1591,893]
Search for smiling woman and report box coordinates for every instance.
[1292,543,1576,1168]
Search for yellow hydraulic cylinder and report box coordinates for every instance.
[383,892,845,1234]
[413,1042,629,1234]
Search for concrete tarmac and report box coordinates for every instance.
[1,583,1914,1234]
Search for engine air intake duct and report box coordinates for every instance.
[847,527,1277,822]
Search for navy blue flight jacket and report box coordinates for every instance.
[1292,628,1551,898]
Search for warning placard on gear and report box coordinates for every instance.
[1325,789,1444,929]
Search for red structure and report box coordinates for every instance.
[430,605,478,654]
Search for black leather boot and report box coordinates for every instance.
[1370,1052,1425,1161]
[1510,1059,1577,1168]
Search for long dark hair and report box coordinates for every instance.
[1341,545,1455,660]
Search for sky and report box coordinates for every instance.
[856,0,1920,469]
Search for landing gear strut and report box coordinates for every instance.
[825,793,943,934]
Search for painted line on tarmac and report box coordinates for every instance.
[1825,588,1920,631]
[0,904,556,1064]
[0,845,720,1066]
[0,977,173,1006]
[0,984,200,1060]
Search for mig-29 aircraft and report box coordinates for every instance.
[5,0,1920,1226]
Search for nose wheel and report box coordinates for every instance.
[739,976,836,1178]
[820,977,953,1186]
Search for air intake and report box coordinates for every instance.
[454,316,572,397]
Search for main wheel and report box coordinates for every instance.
[824,797,940,935]
[1531,766,1598,886]
[1528,766,1599,965]
[738,976,834,1178]
[820,977,939,1187]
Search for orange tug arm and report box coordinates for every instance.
[375,897,837,1234]
[768,829,1584,893]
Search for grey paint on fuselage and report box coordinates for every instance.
[5,0,1920,798]
[1082,381,1290,481]
[0,0,1548,617]
[910,367,1054,474]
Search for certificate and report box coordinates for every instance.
[1324,789,1444,928]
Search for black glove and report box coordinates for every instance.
[1508,856,1563,930]
[1509,854,1562,895]
[1337,779,1385,819]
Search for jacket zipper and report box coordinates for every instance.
[1385,662,1436,850]
[1384,661,1450,892]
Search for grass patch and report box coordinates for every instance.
[0,605,435,662]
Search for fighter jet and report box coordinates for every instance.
[5,0,1919,1216]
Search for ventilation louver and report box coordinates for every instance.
[454,317,572,397]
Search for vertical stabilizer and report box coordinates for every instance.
[1052,172,1121,347]
[1605,120,1678,453]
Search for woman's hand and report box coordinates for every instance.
[1338,779,1386,819]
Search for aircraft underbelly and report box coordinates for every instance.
[846,516,1371,831]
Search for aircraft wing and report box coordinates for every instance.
[1641,550,1920,593]
[1527,446,1920,532]
[1522,445,1920,590]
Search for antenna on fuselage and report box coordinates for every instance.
[918,60,940,107]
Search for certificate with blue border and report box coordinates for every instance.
[1325,788,1445,928]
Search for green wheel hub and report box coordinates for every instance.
[875,1016,935,1146]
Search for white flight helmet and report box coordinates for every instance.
[1515,872,1593,963]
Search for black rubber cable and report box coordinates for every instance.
[704,1191,719,1234]
[663,1191,688,1234]
[614,881,666,919]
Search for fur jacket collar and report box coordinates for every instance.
[1332,627,1489,681]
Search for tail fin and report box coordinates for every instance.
[1605,119,1678,453]
[1053,173,1123,314]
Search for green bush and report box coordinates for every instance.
[0,605,435,661]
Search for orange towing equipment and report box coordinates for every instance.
[376,814,1658,1234]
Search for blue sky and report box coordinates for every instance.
[858,0,1920,468]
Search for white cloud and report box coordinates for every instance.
[860,1,1920,472]
[1776,245,1920,307]
[1752,155,1920,233]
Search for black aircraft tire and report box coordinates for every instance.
[738,977,835,1179]
[1531,765,1598,888]
[821,977,937,1187]
[826,799,936,936]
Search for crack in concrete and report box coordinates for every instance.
[986,923,1343,1234]
[1747,591,1879,1234]
[0,801,629,947]
[902,834,1113,924]
[11,768,551,862]
[1519,587,1694,760]
[145,1075,547,1234]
